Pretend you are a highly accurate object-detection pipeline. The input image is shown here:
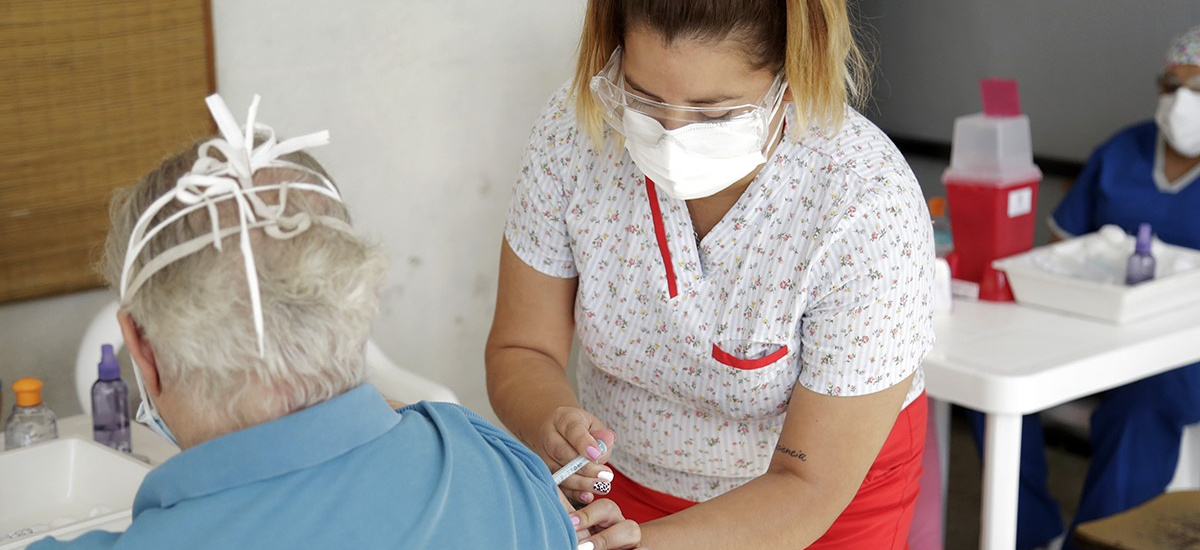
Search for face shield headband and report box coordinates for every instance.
[118,94,351,358]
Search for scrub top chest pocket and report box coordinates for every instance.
[564,167,812,422]
[711,340,789,370]
[582,339,804,426]
[705,340,799,420]
[695,310,803,420]
[573,276,807,423]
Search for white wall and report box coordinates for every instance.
[17,1,1189,427]
[0,1,585,426]
[212,0,587,423]
[858,0,1200,162]
[0,290,113,423]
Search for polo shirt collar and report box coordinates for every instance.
[133,383,400,514]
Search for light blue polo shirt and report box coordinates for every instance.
[31,384,575,550]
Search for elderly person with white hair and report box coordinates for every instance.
[29,95,640,550]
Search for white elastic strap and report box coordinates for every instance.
[121,181,341,299]
[119,93,344,358]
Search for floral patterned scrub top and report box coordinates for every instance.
[504,85,936,502]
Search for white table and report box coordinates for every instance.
[922,300,1200,550]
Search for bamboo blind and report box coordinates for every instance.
[0,1,215,303]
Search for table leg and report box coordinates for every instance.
[933,398,951,502]
[980,412,1022,550]
[932,398,952,547]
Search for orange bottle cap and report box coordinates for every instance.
[13,377,44,407]
[928,197,947,217]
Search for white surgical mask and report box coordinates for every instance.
[622,98,786,200]
[130,362,179,447]
[589,46,788,200]
[1156,87,1200,157]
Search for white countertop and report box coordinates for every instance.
[924,299,1200,414]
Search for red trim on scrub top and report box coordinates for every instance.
[644,177,678,298]
[641,117,785,301]
[711,343,789,370]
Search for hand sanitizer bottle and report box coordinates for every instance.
[5,377,58,450]
[1125,223,1156,285]
[928,197,954,258]
[92,344,132,452]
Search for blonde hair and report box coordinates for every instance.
[101,138,389,432]
[571,0,869,146]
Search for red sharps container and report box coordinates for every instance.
[943,78,1042,293]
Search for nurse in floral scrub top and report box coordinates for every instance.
[486,1,936,548]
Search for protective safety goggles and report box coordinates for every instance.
[589,47,787,139]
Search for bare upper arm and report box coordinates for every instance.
[485,238,578,371]
[767,372,916,503]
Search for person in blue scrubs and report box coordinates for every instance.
[29,95,640,550]
[969,25,1200,550]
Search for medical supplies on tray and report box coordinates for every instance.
[994,225,1200,323]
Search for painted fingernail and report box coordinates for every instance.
[571,514,581,526]
[586,445,601,460]
[578,542,595,550]
[593,480,611,494]
[579,491,594,503]
[597,470,614,482]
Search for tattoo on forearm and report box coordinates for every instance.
[775,444,807,461]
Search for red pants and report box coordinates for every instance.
[607,392,927,549]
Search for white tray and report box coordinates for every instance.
[0,437,149,550]
[994,230,1200,324]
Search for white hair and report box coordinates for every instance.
[102,140,389,431]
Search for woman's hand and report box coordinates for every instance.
[539,406,617,503]
[568,497,642,550]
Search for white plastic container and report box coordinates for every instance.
[942,81,1043,285]
[944,113,1041,185]
[994,229,1200,324]
[0,437,149,550]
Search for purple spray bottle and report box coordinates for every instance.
[1125,223,1156,286]
[92,344,132,452]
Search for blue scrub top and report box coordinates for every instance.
[1053,121,1200,249]
[31,384,575,550]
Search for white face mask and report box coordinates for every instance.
[130,362,179,447]
[1156,87,1200,157]
[623,98,786,200]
